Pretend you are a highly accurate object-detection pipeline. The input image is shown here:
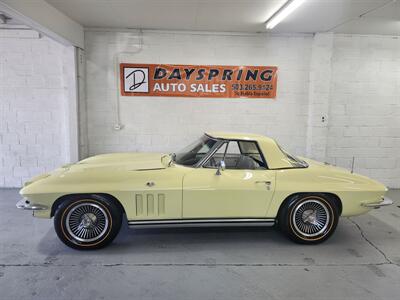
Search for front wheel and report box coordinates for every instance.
[278,194,339,244]
[54,195,122,250]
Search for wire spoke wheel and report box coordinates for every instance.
[292,199,330,237]
[66,203,109,243]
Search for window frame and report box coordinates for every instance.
[192,138,225,168]
[174,135,220,168]
[199,136,269,170]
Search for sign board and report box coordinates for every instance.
[120,63,277,98]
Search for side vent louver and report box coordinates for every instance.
[147,194,154,215]
[135,194,143,215]
[158,194,165,215]
[135,193,165,216]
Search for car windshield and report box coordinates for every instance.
[174,135,218,166]
[277,144,308,168]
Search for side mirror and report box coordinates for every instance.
[216,160,226,175]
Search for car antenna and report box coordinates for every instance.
[351,157,355,173]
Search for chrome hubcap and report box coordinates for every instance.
[66,203,109,242]
[80,213,97,229]
[293,200,330,237]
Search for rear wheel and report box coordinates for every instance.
[278,194,339,244]
[54,195,122,250]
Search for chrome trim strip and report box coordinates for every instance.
[361,197,393,208]
[16,199,48,211]
[128,218,275,228]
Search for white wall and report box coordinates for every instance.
[85,30,312,156]
[306,33,333,162]
[325,35,400,188]
[84,30,400,188]
[0,32,76,187]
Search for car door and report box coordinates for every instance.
[182,140,276,219]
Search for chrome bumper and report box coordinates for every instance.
[362,197,393,209]
[16,199,48,211]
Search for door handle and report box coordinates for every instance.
[255,181,271,185]
[255,181,272,190]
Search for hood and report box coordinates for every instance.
[20,153,171,194]
[76,153,169,171]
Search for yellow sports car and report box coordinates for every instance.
[17,132,392,249]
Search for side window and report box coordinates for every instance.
[203,140,267,170]
[238,141,267,169]
[223,142,241,169]
[226,141,240,154]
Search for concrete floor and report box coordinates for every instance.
[0,189,400,300]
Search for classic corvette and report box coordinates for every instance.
[17,132,392,249]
